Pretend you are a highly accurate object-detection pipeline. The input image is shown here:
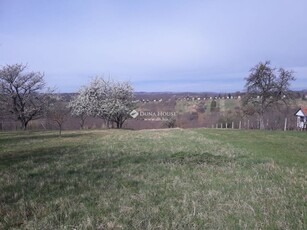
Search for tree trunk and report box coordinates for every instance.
[114,120,124,129]
[80,119,84,129]
[59,124,62,136]
[21,120,28,130]
[259,115,265,130]
[106,119,112,129]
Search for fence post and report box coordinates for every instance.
[239,121,241,129]
[232,122,234,129]
[284,117,287,131]
[247,120,250,129]
[220,123,222,128]
[216,124,218,129]
[226,123,228,129]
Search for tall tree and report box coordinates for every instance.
[242,61,295,129]
[0,64,49,130]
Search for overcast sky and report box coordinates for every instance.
[1,0,307,92]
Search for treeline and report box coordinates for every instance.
[0,61,300,132]
[0,64,135,134]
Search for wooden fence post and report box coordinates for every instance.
[284,117,287,131]
[239,121,242,129]
[232,122,234,129]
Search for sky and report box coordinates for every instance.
[1,0,307,92]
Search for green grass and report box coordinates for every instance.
[0,129,306,229]
[194,129,307,168]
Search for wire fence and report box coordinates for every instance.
[0,120,49,131]
[210,117,305,131]
[1,116,305,131]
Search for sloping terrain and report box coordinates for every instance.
[0,129,306,229]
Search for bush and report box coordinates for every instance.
[163,117,176,128]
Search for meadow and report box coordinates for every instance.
[0,128,306,229]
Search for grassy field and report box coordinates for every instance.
[0,129,306,229]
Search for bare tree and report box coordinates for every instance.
[47,95,70,136]
[0,64,49,130]
[242,61,295,129]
